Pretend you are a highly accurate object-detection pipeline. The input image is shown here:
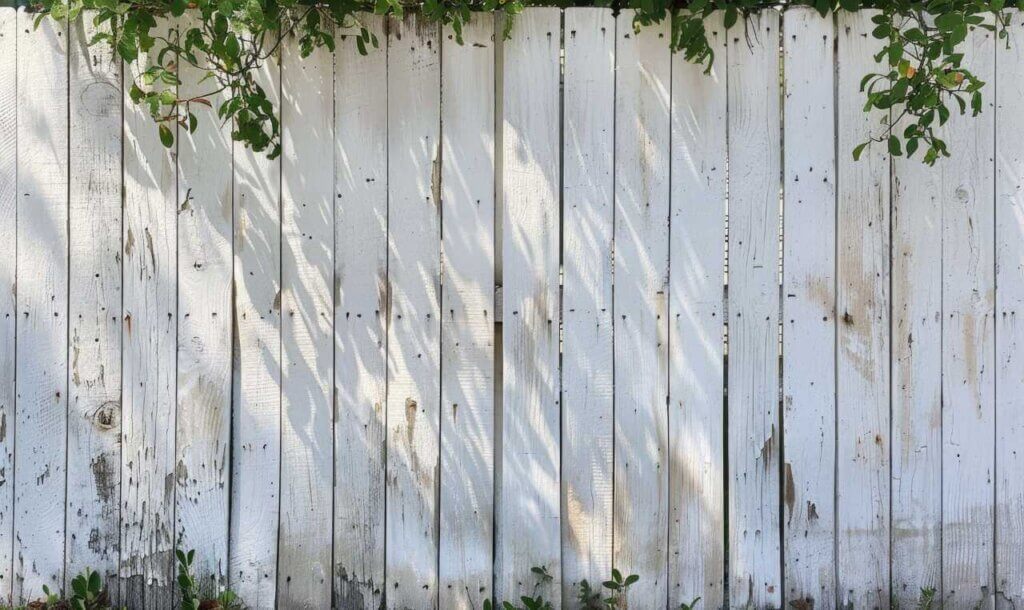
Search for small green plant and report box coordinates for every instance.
[679,596,702,610]
[39,584,62,607]
[69,568,109,610]
[597,569,639,609]
[577,579,604,609]
[514,566,555,610]
[176,549,200,610]
[917,586,938,610]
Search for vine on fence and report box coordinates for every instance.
[31,0,1011,164]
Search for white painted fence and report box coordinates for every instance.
[1,5,1023,609]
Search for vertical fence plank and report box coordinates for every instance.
[890,36,943,609]
[497,7,562,603]
[941,23,996,607]
[997,12,1024,608]
[66,13,122,596]
[229,34,281,610]
[561,7,614,603]
[121,20,178,610]
[612,11,670,608]
[176,14,233,588]
[781,8,836,608]
[439,13,495,610]
[0,7,14,600]
[668,11,727,609]
[15,7,68,601]
[385,13,442,608]
[278,34,333,610]
[333,14,386,610]
[836,10,891,609]
[726,11,782,607]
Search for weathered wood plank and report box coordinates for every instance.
[333,14,386,610]
[15,7,68,600]
[176,13,233,590]
[668,10,727,609]
[66,13,122,598]
[997,11,1024,608]
[0,6,17,601]
[278,33,333,610]
[726,11,782,607]
[561,7,614,604]
[941,22,995,608]
[835,10,890,609]
[496,7,562,604]
[439,13,495,610]
[121,20,178,610]
[385,14,442,608]
[612,11,670,608]
[229,34,281,610]
[781,8,836,608]
[890,32,942,608]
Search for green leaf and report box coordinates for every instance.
[159,123,174,148]
[723,6,737,29]
[888,135,902,156]
[852,142,869,161]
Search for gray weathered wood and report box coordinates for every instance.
[668,10,727,609]
[496,7,562,604]
[561,7,615,604]
[836,11,891,609]
[890,30,943,607]
[612,11,671,609]
[439,13,495,610]
[941,22,995,607]
[781,8,836,608]
[176,13,233,589]
[278,31,333,610]
[333,14,387,610]
[726,11,782,607]
[0,6,17,602]
[997,11,1024,609]
[66,13,123,599]
[15,7,69,601]
[121,20,178,610]
[229,34,282,610]
[384,13,442,608]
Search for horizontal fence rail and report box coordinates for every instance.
[1,5,1024,609]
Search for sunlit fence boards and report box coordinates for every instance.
[2,6,1023,609]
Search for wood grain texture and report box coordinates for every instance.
[121,20,178,610]
[726,11,782,607]
[229,33,281,610]
[0,6,17,602]
[496,7,562,604]
[176,13,233,589]
[278,34,333,610]
[781,8,836,608]
[385,13,442,608]
[439,13,495,610]
[15,7,69,601]
[997,12,1024,608]
[561,7,614,604]
[612,11,670,609]
[66,13,123,598]
[668,10,727,609]
[941,22,995,608]
[333,14,386,610]
[836,11,890,609]
[890,28,943,606]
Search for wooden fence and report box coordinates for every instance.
[1,4,1023,609]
